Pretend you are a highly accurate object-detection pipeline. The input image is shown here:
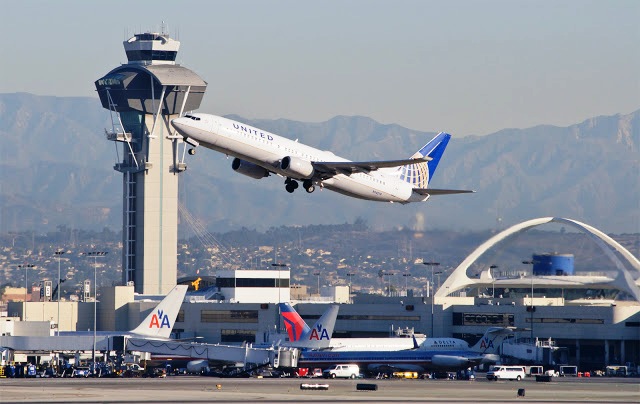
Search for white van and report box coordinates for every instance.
[486,366,526,381]
[322,364,360,379]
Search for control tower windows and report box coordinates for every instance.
[126,50,177,62]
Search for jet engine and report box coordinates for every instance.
[430,355,470,368]
[232,158,269,179]
[280,156,314,179]
[186,359,210,374]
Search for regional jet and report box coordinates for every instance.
[171,114,473,203]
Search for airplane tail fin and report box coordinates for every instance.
[279,302,311,342]
[279,303,338,349]
[129,285,188,339]
[399,132,451,188]
[470,327,515,354]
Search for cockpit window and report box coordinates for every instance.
[184,114,200,121]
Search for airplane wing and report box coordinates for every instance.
[413,188,475,196]
[312,157,431,178]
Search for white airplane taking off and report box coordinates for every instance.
[171,114,473,203]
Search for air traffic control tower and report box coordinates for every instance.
[95,31,207,294]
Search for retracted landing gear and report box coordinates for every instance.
[285,178,299,193]
[303,179,315,193]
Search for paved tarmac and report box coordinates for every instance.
[0,376,638,403]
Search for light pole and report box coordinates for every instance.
[422,261,440,337]
[403,273,411,295]
[271,263,288,303]
[489,265,498,298]
[18,264,35,321]
[85,251,108,372]
[346,273,355,303]
[382,272,394,297]
[522,260,535,342]
[313,272,321,296]
[55,250,66,336]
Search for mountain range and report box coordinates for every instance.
[0,93,638,234]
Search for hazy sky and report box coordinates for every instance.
[2,1,638,136]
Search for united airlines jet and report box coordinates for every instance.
[171,114,473,203]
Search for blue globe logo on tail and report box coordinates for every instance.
[398,132,451,188]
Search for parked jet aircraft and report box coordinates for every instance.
[279,303,512,372]
[297,326,513,373]
[58,284,188,340]
[171,114,473,203]
[0,285,188,352]
[279,302,426,351]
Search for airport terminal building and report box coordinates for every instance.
[5,265,639,372]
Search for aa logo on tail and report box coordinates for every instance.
[149,309,171,328]
[308,323,330,340]
[480,337,494,350]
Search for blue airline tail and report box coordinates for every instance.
[398,132,451,189]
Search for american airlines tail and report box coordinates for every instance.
[470,327,514,355]
[129,285,188,339]
[278,303,338,350]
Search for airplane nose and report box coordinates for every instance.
[171,118,188,135]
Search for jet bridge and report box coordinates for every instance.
[125,337,275,367]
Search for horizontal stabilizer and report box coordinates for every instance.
[413,188,475,196]
[313,157,431,177]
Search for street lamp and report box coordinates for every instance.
[271,263,288,303]
[403,273,411,295]
[18,264,35,321]
[522,260,535,342]
[85,251,108,372]
[489,265,498,298]
[422,261,440,337]
[55,250,66,336]
[313,272,321,296]
[382,272,394,297]
[346,273,355,303]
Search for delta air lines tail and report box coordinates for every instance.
[171,114,473,203]
[278,303,338,350]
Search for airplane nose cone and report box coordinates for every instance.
[171,118,188,135]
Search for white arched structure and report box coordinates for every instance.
[436,217,640,301]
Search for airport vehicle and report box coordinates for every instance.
[72,366,91,378]
[559,365,578,376]
[323,364,360,379]
[294,324,513,373]
[486,365,526,381]
[172,114,473,203]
